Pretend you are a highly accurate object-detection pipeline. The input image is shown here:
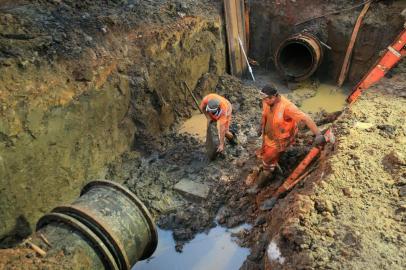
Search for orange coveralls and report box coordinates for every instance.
[199,93,232,132]
[258,96,309,171]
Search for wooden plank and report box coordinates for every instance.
[224,0,247,77]
[337,1,371,87]
[236,0,247,72]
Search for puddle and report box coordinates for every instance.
[179,111,207,141]
[300,84,347,113]
[134,225,250,270]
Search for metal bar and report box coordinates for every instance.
[183,81,203,114]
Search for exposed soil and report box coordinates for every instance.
[0,0,405,269]
[0,0,225,244]
[264,65,406,270]
[108,60,405,269]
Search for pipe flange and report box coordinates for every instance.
[275,32,323,81]
[81,180,158,260]
[53,205,129,270]
[36,212,120,270]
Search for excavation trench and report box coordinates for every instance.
[1,1,405,270]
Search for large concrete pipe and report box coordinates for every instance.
[275,33,323,81]
[33,180,157,270]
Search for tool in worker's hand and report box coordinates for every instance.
[347,25,406,104]
[183,81,203,114]
[260,128,335,210]
[238,35,255,81]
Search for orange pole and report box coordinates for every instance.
[347,27,406,104]
[273,147,321,197]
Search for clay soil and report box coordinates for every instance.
[109,64,405,270]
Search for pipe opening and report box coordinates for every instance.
[279,42,314,78]
[275,33,323,81]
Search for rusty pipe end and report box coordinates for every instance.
[275,33,323,81]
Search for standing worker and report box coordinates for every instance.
[252,84,324,188]
[199,93,236,153]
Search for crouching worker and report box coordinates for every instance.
[199,93,237,153]
[251,84,324,190]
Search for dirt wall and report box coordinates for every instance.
[0,1,226,245]
[249,0,405,83]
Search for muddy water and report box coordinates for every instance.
[179,111,207,141]
[300,84,347,113]
[134,225,250,270]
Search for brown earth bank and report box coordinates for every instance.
[264,66,406,270]
[0,0,226,245]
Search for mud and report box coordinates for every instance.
[179,111,206,141]
[107,74,337,268]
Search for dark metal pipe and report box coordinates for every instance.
[32,180,157,270]
[275,33,323,81]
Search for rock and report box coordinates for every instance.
[326,229,335,237]
[236,159,245,167]
[325,200,334,213]
[342,187,353,197]
[173,179,210,200]
[73,66,93,82]
[354,122,374,130]
[388,151,406,165]
[315,199,334,214]
[399,186,406,197]
[299,244,309,250]
[254,215,267,226]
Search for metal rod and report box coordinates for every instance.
[319,40,332,50]
[183,81,203,114]
[238,35,255,81]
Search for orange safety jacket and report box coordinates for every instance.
[200,93,232,123]
[262,96,300,150]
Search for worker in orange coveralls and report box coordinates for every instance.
[253,84,324,187]
[199,93,237,153]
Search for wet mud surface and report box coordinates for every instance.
[108,74,339,268]
[110,64,405,269]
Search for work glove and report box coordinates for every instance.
[314,134,326,146]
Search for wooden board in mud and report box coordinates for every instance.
[206,121,219,161]
[223,0,247,77]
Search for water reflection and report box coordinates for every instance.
[134,225,250,270]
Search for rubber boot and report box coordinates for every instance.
[246,169,272,195]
